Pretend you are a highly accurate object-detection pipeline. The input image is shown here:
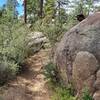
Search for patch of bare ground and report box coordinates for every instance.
[0,49,51,100]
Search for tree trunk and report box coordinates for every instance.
[24,0,27,23]
[39,0,43,18]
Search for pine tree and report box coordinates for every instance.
[6,0,18,20]
[39,0,44,18]
[44,0,56,18]
[27,0,40,22]
[24,0,27,23]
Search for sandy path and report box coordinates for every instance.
[0,49,51,100]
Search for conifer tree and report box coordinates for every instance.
[6,0,18,20]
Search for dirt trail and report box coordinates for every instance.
[0,49,51,100]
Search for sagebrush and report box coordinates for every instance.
[0,21,29,85]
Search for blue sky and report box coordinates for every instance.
[16,0,24,16]
[0,0,100,16]
[0,0,24,16]
[0,0,6,7]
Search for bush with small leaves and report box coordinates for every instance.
[0,20,30,85]
[82,87,93,100]
[50,83,76,100]
[0,60,19,85]
[43,62,59,83]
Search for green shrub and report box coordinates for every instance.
[52,87,75,100]
[0,60,19,85]
[0,22,29,85]
[1,23,29,62]
[43,62,76,100]
[50,83,76,100]
[82,87,93,100]
[31,19,67,46]
[31,14,78,47]
[43,62,59,83]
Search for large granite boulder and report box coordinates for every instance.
[73,51,98,97]
[27,32,49,54]
[54,12,100,99]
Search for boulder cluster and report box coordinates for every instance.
[54,12,100,99]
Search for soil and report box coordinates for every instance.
[0,49,51,100]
